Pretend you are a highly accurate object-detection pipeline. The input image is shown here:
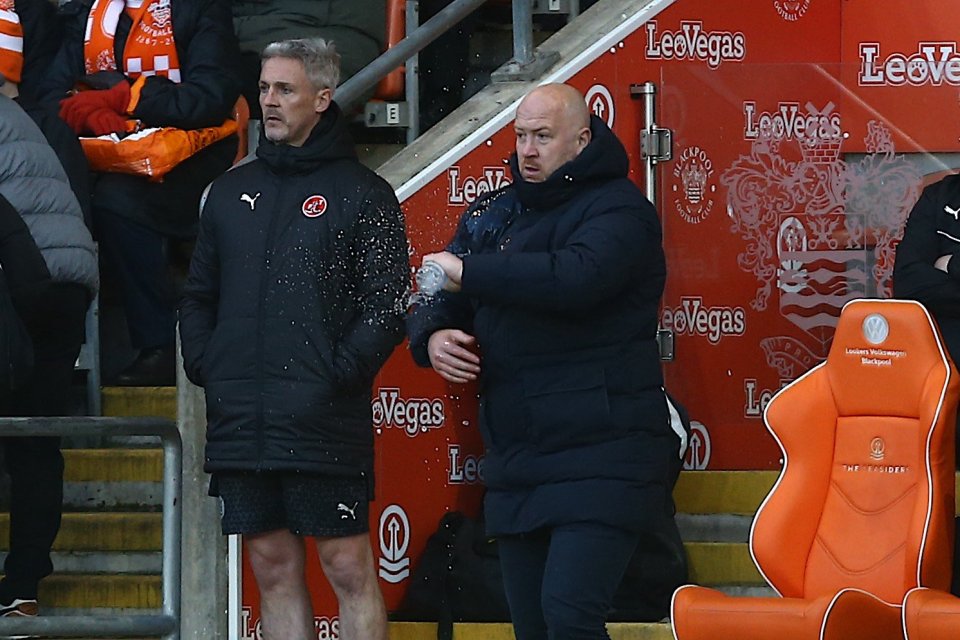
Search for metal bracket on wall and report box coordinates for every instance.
[641,126,673,163]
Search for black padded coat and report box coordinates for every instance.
[179,105,409,480]
[408,116,680,536]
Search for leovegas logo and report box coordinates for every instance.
[447,166,511,206]
[859,42,960,86]
[644,20,746,69]
[743,101,842,143]
[660,296,746,345]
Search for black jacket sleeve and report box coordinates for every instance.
[893,177,960,318]
[16,0,62,104]
[405,206,477,368]
[0,194,51,318]
[461,193,663,313]
[332,180,410,390]
[132,0,242,129]
[178,190,220,386]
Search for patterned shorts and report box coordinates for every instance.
[209,471,370,537]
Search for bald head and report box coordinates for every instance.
[514,83,592,183]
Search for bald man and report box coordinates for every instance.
[407,83,681,640]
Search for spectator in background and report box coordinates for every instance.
[8,0,60,105]
[3,0,92,225]
[893,173,960,594]
[407,83,684,640]
[0,88,97,620]
[232,0,385,118]
[894,175,960,377]
[39,0,241,386]
[179,39,408,640]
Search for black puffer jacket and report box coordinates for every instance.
[894,174,960,361]
[40,0,240,130]
[408,116,678,536]
[179,104,409,477]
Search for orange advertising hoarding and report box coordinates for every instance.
[239,0,955,633]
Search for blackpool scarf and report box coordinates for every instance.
[83,0,181,82]
[0,0,22,84]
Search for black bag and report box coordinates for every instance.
[395,510,510,640]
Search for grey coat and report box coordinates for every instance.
[0,95,98,294]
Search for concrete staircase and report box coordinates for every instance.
[33,383,779,638]
[47,387,960,638]
[22,387,175,617]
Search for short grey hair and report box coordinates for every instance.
[262,38,341,92]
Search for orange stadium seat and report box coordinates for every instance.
[903,582,960,637]
[672,299,959,640]
[374,0,405,101]
[232,95,250,165]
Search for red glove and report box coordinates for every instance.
[59,81,132,133]
[85,107,128,136]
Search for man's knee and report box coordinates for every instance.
[245,531,306,590]
[316,533,375,596]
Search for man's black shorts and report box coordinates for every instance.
[209,471,370,537]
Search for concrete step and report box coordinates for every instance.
[37,574,160,610]
[62,448,162,509]
[101,387,176,423]
[0,513,162,552]
[390,622,671,640]
[0,551,161,574]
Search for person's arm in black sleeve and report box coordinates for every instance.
[330,181,411,391]
[178,190,220,386]
[130,0,241,129]
[17,0,62,104]
[406,202,479,368]
[893,186,960,318]
[0,194,51,319]
[35,0,88,106]
[461,197,662,313]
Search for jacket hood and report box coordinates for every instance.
[256,101,357,174]
[508,114,630,210]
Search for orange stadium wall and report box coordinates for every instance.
[238,1,960,635]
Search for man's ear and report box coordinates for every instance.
[315,87,333,114]
[576,126,592,152]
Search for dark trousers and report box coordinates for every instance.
[0,283,88,601]
[498,523,640,640]
[95,210,175,350]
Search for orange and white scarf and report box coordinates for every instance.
[83,0,181,82]
[0,0,23,84]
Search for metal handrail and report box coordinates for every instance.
[0,416,181,639]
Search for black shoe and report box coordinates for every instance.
[113,346,176,386]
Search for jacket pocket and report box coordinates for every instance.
[521,363,613,453]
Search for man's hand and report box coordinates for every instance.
[422,252,463,292]
[935,254,952,273]
[427,329,480,384]
[59,81,131,134]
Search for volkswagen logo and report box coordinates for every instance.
[862,313,889,345]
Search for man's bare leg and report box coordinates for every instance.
[246,529,314,640]
[316,533,387,640]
